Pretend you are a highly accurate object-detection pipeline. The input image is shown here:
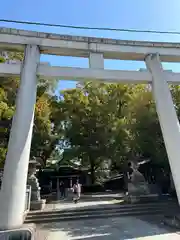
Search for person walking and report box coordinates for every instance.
[59,181,65,198]
[123,162,134,196]
[72,180,81,203]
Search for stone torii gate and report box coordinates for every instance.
[0,27,180,229]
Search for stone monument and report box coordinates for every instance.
[125,162,158,203]
[27,158,46,210]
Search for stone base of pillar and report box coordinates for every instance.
[30,199,46,211]
[124,194,159,204]
[164,214,180,229]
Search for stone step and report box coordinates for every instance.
[27,200,177,216]
[25,208,175,224]
[25,201,179,224]
[26,205,178,220]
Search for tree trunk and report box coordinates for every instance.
[90,168,95,184]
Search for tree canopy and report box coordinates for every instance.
[51,82,179,183]
[1,52,180,183]
[0,52,62,167]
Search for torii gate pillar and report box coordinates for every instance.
[146,53,180,205]
[0,45,40,229]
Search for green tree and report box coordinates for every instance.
[126,84,168,168]
[0,53,19,166]
[57,82,131,183]
[0,52,61,167]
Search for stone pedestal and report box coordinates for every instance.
[27,159,46,211]
[30,199,46,211]
[125,194,159,204]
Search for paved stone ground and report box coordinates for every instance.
[35,193,180,239]
[39,216,180,239]
[45,199,124,212]
[43,192,124,212]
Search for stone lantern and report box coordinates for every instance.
[27,158,46,210]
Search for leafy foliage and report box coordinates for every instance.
[54,82,180,183]
[1,52,180,182]
[0,52,61,167]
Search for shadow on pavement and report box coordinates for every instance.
[37,193,180,239]
[41,215,180,239]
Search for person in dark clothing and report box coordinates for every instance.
[127,162,134,180]
[123,162,134,195]
[59,181,65,198]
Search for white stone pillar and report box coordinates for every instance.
[145,53,180,205]
[89,53,104,69]
[0,45,40,229]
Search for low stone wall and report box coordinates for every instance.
[0,224,36,240]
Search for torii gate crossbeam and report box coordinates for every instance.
[1,27,180,61]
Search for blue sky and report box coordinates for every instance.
[1,0,180,92]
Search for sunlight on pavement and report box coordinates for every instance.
[108,199,124,204]
[47,231,111,240]
[89,193,123,198]
[127,232,180,239]
[48,200,124,211]
[70,233,111,239]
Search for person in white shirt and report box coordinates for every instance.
[72,180,81,203]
